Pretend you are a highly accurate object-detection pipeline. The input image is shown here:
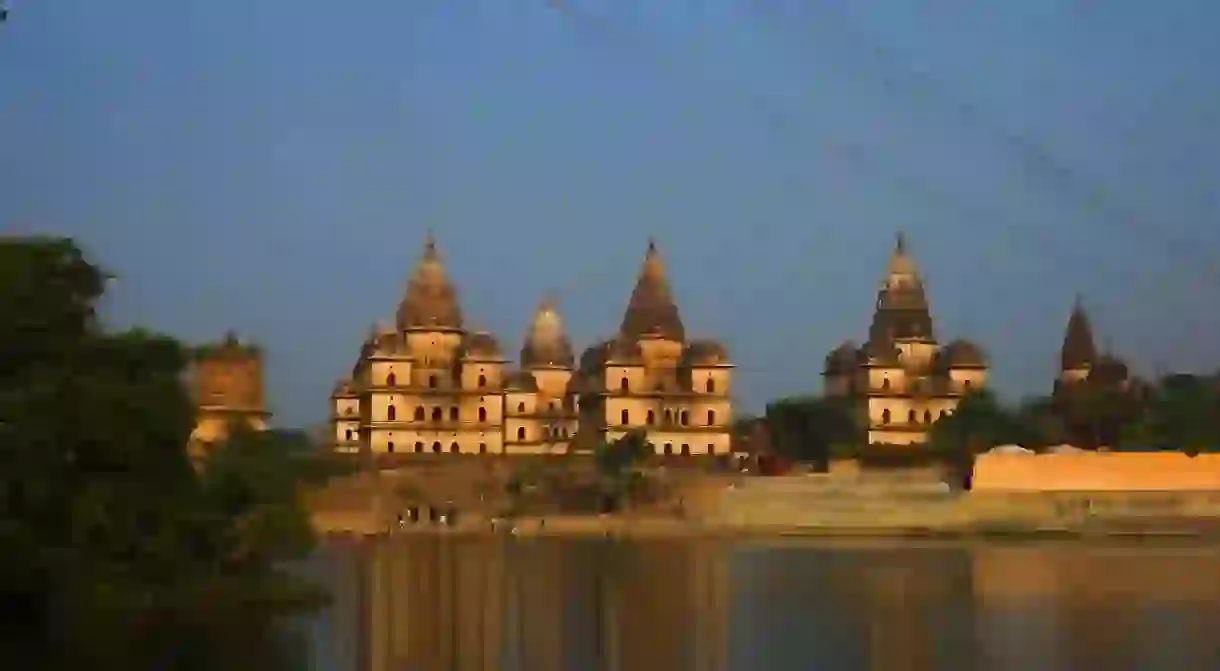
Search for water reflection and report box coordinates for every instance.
[306,538,1220,671]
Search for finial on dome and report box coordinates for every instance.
[538,290,558,313]
[895,231,906,253]
[423,229,438,259]
[647,236,658,254]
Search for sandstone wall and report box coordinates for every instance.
[973,453,1220,492]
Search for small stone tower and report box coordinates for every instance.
[189,331,269,454]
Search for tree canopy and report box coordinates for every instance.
[763,395,858,468]
[0,237,323,669]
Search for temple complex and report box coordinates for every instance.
[822,233,988,446]
[330,235,731,458]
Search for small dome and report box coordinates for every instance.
[861,339,901,365]
[1090,354,1129,384]
[521,296,575,368]
[331,379,357,397]
[608,339,644,363]
[504,370,538,392]
[824,341,859,375]
[943,339,986,368]
[683,340,729,366]
[462,331,502,360]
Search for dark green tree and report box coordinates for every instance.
[764,395,858,469]
[593,430,653,510]
[0,237,322,669]
[1119,374,1220,455]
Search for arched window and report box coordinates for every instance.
[664,409,673,424]
[706,378,715,393]
[707,443,715,454]
[707,410,716,426]
[344,429,352,441]
[479,443,487,454]
[939,410,947,419]
[432,442,442,454]
[908,409,917,423]
[620,377,629,392]
[449,407,458,421]
[387,406,396,421]
[386,441,395,453]
[647,410,656,425]
[680,411,689,426]
[517,402,525,413]
[478,407,487,422]
[414,407,424,421]
[882,409,891,424]
[963,380,972,391]
[664,443,673,455]
[431,407,442,421]
[516,427,525,440]
[620,409,629,425]
[450,442,459,454]
[882,378,891,391]
[924,409,932,424]
[386,372,396,386]
[477,374,487,388]
[429,375,438,389]
[681,444,690,456]
[414,442,424,453]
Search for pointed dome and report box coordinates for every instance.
[395,233,463,331]
[885,231,920,282]
[1061,295,1096,370]
[521,295,575,368]
[869,232,935,342]
[619,238,685,342]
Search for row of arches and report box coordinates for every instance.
[618,408,718,426]
[383,372,490,389]
[879,408,949,425]
[385,406,492,423]
[384,441,490,454]
[878,377,973,392]
[619,377,719,393]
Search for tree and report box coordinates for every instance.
[1119,374,1220,455]
[593,430,654,511]
[764,395,858,469]
[0,237,322,669]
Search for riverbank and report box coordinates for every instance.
[314,511,1220,542]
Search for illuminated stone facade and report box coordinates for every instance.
[331,235,732,458]
[823,233,988,446]
[573,240,734,456]
[189,331,270,455]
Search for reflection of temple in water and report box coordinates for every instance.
[972,545,1220,671]
[349,536,730,671]
[314,538,1220,671]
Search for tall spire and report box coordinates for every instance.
[521,294,574,368]
[619,239,685,342]
[1061,295,1096,370]
[869,232,933,342]
[395,233,463,331]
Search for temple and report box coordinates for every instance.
[823,233,988,446]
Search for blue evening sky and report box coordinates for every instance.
[2,0,1218,427]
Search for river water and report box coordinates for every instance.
[295,536,1220,671]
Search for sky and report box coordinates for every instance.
[2,0,1218,428]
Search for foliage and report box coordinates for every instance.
[0,237,323,669]
[763,395,858,469]
[593,430,654,510]
[927,390,1025,461]
[1119,374,1220,454]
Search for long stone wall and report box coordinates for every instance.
[973,453,1220,492]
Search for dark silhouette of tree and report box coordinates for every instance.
[0,237,323,669]
[1120,374,1220,455]
[763,395,858,470]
